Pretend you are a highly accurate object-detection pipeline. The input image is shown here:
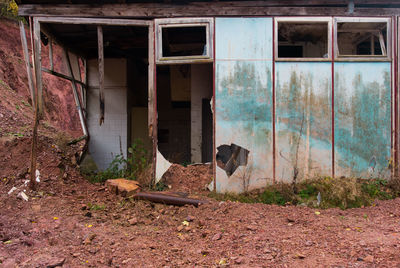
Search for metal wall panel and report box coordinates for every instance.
[334,62,391,178]
[215,18,273,192]
[276,62,332,182]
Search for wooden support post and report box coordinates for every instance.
[49,38,53,71]
[63,49,88,137]
[19,21,36,105]
[29,17,41,191]
[83,58,88,111]
[97,25,105,125]
[148,23,156,187]
[33,18,43,116]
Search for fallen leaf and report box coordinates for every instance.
[53,217,59,220]
[182,220,189,226]
[315,211,321,215]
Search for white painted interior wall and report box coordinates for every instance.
[190,64,212,163]
[87,58,128,170]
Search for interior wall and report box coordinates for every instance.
[127,59,152,154]
[157,65,191,164]
[87,58,127,170]
[190,64,213,163]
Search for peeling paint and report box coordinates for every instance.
[215,18,273,193]
[275,62,332,182]
[334,62,391,178]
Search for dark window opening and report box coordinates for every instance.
[278,22,329,58]
[162,26,207,57]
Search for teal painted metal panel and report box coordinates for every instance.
[215,18,273,60]
[276,62,332,182]
[334,62,391,179]
[215,18,273,193]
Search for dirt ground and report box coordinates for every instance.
[1,135,400,267]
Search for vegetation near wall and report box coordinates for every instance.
[0,0,20,20]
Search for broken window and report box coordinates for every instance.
[335,18,390,59]
[276,18,331,60]
[216,144,249,177]
[155,18,214,64]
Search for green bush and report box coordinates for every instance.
[0,0,22,21]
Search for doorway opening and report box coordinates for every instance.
[156,63,213,165]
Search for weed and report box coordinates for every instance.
[209,177,399,210]
[21,100,31,107]
[154,180,168,191]
[88,139,150,184]
[8,132,23,137]
[87,203,106,210]
[15,104,20,110]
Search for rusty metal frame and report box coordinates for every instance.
[334,17,392,61]
[274,17,333,62]
[155,17,214,65]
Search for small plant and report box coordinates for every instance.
[89,139,150,184]
[21,100,31,107]
[15,104,20,110]
[87,203,106,210]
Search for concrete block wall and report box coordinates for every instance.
[87,58,127,170]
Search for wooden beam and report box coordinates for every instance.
[42,67,86,87]
[63,48,88,136]
[19,21,36,105]
[18,3,400,18]
[148,22,156,187]
[97,25,104,125]
[33,18,43,116]
[49,38,53,70]
[36,16,151,26]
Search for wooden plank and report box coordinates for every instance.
[33,18,43,116]
[97,25,105,125]
[63,49,88,136]
[36,16,150,26]
[19,21,36,105]
[49,38,53,71]
[42,67,86,86]
[148,23,156,186]
[18,3,400,18]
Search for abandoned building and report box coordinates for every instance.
[17,0,400,192]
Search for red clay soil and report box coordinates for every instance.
[161,164,213,193]
[0,136,400,267]
[1,156,400,267]
[0,18,81,137]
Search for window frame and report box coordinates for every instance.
[274,17,332,62]
[334,17,392,61]
[155,18,214,65]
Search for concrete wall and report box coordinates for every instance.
[87,58,127,170]
[190,64,213,163]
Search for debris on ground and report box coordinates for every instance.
[106,178,140,196]
[161,163,213,193]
